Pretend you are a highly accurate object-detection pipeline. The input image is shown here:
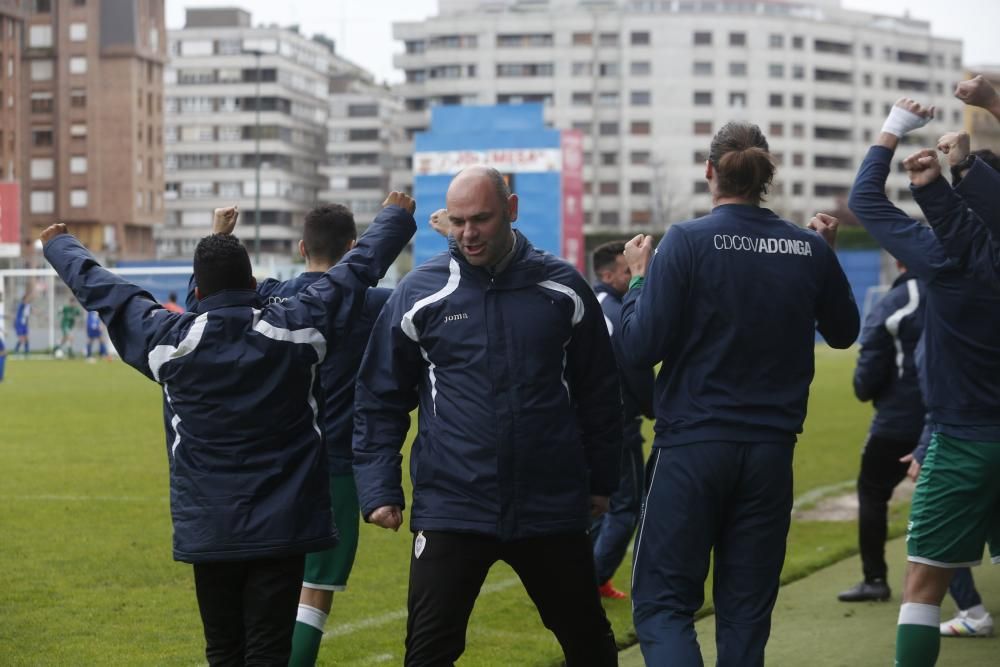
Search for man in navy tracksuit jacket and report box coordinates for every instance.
[590,242,655,599]
[838,268,925,603]
[353,166,622,666]
[186,202,395,666]
[41,197,415,666]
[621,122,859,667]
[848,99,1000,666]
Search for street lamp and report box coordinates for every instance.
[243,49,263,264]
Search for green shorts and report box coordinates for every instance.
[303,474,360,591]
[907,432,1000,567]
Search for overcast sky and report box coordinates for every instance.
[166,0,1000,84]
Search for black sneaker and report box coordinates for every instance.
[838,579,891,602]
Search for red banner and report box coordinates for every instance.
[560,130,584,272]
[0,182,21,257]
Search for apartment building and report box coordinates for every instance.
[21,0,165,258]
[160,8,375,261]
[320,75,404,222]
[392,0,965,233]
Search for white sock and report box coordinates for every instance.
[881,105,932,138]
[296,603,328,631]
[899,602,940,627]
[963,604,988,620]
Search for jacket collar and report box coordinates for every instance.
[194,289,262,313]
[891,271,917,289]
[449,230,546,288]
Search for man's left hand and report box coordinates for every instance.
[902,149,942,188]
[623,234,654,277]
[590,495,610,518]
[936,131,971,167]
[213,206,239,235]
[40,223,68,244]
[807,213,839,248]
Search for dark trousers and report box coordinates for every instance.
[857,433,917,582]
[949,567,982,610]
[404,530,617,667]
[193,555,305,667]
[633,442,794,667]
[591,437,645,583]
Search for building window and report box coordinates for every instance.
[598,32,619,47]
[496,63,553,77]
[30,59,53,81]
[630,121,651,135]
[792,94,804,109]
[496,33,554,47]
[814,126,851,140]
[599,211,619,226]
[694,91,712,106]
[769,63,784,78]
[70,156,87,174]
[631,31,650,46]
[792,65,804,80]
[792,182,804,195]
[29,25,53,48]
[630,91,651,106]
[572,62,592,76]
[70,189,88,207]
[70,123,87,137]
[769,93,784,108]
[631,181,651,195]
[792,123,805,137]
[571,121,592,133]
[631,151,651,165]
[32,129,53,146]
[69,23,87,42]
[729,62,747,77]
[598,122,618,136]
[30,158,54,180]
[30,190,54,213]
[693,31,712,46]
[815,39,852,55]
[30,92,53,113]
[601,152,618,166]
[630,61,651,76]
[863,73,872,87]
[814,155,852,170]
[729,92,747,108]
[815,97,852,112]
[572,92,592,106]
[34,0,52,12]
[598,91,619,106]
[693,150,709,164]
[693,181,710,194]
[631,210,652,225]
[769,34,784,48]
[572,32,592,46]
[69,57,87,74]
[769,123,784,137]
[693,121,712,135]
[792,36,804,49]
[792,153,804,166]
[598,62,619,77]
[599,181,619,195]
[693,61,713,76]
[729,32,746,47]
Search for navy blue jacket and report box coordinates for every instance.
[849,146,1000,441]
[353,231,623,540]
[620,205,859,447]
[911,157,1000,291]
[853,273,926,441]
[44,207,415,563]
[256,278,390,476]
[594,281,654,446]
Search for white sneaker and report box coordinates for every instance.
[940,610,994,637]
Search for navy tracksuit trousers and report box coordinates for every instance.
[632,441,794,667]
[591,430,645,584]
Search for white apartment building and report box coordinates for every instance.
[159,8,368,260]
[321,75,405,222]
[392,0,965,233]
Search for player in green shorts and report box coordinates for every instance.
[56,298,81,358]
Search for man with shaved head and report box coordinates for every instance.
[354,166,622,665]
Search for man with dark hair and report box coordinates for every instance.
[41,193,416,666]
[354,165,622,666]
[590,241,654,600]
[199,201,392,666]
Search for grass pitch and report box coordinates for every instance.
[1,347,883,665]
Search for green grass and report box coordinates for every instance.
[1,347,880,665]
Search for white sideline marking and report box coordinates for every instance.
[323,576,521,640]
[790,480,856,512]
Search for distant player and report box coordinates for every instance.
[163,292,184,314]
[13,293,31,357]
[56,299,81,358]
[85,311,108,361]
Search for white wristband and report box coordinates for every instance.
[881,106,931,138]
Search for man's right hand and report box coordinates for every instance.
[213,206,239,235]
[899,453,921,483]
[429,208,450,238]
[383,191,416,216]
[954,75,1000,112]
[936,131,971,167]
[369,505,403,531]
[807,213,839,248]
[40,223,69,244]
[902,149,942,188]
